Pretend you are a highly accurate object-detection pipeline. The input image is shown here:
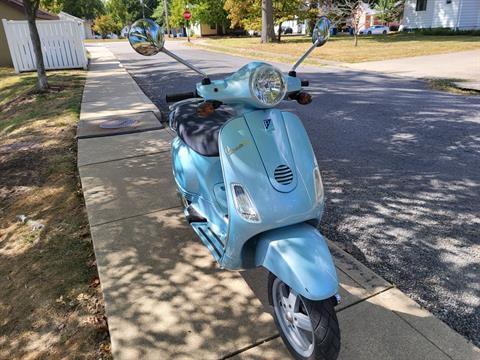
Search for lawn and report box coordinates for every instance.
[0,68,111,359]
[192,32,480,64]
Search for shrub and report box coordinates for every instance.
[411,27,480,36]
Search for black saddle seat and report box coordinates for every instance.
[170,102,233,157]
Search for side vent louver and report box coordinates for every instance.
[274,165,293,185]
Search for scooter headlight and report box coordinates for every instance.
[249,64,287,107]
[314,167,324,204]
[231,184,261,223]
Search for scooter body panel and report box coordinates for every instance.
[171,137,228,245]
[255,223,338,300]
[218,109,324,269]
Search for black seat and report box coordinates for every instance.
[170,103,233,157]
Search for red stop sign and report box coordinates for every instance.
[183,10,192,21]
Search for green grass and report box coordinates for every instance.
[426,78,480,95]
[0,68,112,359]
[192,32,480,64]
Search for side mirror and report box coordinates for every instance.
[128,18,165,56]
[312,16,331,47]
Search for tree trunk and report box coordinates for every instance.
[354,32,358,47]
[261,0,275,43]
[277,22,282,42]
[23,0,48,92]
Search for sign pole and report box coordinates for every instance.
[183,8,192,42]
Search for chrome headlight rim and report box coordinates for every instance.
[249,64,287,107]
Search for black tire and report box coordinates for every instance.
[382,30,387,34]
[268,273,341,360]
[367,31,372,35]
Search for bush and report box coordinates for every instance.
[411,27,480,36]
[389,25,399,31]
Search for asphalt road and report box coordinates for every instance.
[103,41,480,346]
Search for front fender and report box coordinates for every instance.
[255,223,338,300]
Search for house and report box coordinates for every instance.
[357,2,383,31]
[403,0,480,29]
[0,0,58,67]
[58,11,94,39]
[190,22,222,36]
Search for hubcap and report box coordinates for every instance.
[272,278,314,357]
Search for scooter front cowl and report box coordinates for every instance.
[219,109,324,269]
[255,223,338,300]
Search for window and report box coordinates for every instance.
[210,24,216,30]
[416,0,427,11]
[446,0,451,3]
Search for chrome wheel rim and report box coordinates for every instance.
[272,278,314,357]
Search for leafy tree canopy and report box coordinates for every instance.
[154,0,228,29]
[41,0,105,19]
[225,0,305,37]
[93,14,122,37]
[107,0,158,27]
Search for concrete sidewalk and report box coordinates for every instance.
[344,50,480,90]
[78,45,479,359]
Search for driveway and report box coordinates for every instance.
[344,49,480,81]
[104,41,480,346]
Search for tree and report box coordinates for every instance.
[93,15,121,38]
[63,0,105,19]
[107,0,158,27]
[336,0,366,47]
[192,0,228,33]
[39,0,62,13]
[167,0,187,28]
[272,0,305,42]
[23,0,48,92]
[225,0,305,42]
[374,0,404,24]
[261,0,275,43]
[224,0,261,33]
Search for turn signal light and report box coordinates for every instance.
[197,102,216,117]
[296,92,312,105]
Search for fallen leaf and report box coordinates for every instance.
[89,277,100,288]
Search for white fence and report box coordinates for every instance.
[2,19,88,73]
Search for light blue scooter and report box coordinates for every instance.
[128,17,340,360]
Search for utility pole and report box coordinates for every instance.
[140,0,145,18]
[164,0,171,37]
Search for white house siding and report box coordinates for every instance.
[403,0,479,29]
[457,0,480,29]
[431,0,460,28]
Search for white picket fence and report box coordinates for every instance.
[2,19,88,73]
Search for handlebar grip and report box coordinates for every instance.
[301,80,309,87]
[166,91,198,103]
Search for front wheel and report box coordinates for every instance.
[269,274,340,360]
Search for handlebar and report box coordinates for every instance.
[166,91,199,103]
[301,80,309,87]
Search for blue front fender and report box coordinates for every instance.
[255,223,338,300]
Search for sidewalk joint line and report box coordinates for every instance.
[77,125,164,140]
[80,149,171,168]
[336,285,395,313]
[391,310,454,360]
[221,334,280,359]
[90,205,182,228]
[78,148,170,168]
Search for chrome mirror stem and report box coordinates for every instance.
[291,39,320,72]
[162,48,208,78]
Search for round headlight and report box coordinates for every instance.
[249,65,286,107]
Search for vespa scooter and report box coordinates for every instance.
[128,17,340,360]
